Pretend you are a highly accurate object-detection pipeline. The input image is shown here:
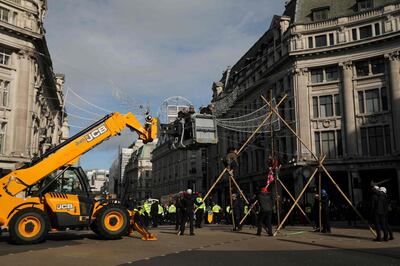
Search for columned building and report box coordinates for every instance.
[211,0,400,208]
[0,0,67,175]
[124,140,157,203]
[151,133,207,201]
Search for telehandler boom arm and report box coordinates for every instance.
[0,112,157,197]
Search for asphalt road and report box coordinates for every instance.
[0,225,399,266]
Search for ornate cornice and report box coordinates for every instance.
[339,61,353,70]
[385,50,400,61]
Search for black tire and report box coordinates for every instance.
[90,222,99,235]
[8,208,49,245]
[94,204,129,240]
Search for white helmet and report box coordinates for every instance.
[379,187,387,194]
[186,189,192,195]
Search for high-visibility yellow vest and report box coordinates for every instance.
[244,205,249,214]
[168,205,176,213]
[143,201,151,214]
[212,204,221,213]
[158,204,164,215]
[196,197,206,210]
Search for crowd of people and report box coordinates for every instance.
[125,147,395,241]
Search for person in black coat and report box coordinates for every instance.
[256,187,274,236]
[179,189,199,236]
[232,194,244,231]
[175,194,183,231]
[380,187,394,241]
[150,201,159,228]
[371,186,388,241]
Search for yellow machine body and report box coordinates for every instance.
[0,112,158,243]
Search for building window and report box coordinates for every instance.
[0,80,10,107]
[355,60,369,76]
[352,28,358,41]
[312,7,329,22]
[0,122,6,154]
[358,87,388,114]
[311,69,323,83]
[329,33,334,46]
[361,125,391,156]
[359,25,373,39]
[325,66,338,81]
[0,47,11,65]
[312,94,340,118]
[358,0,373,11]
[315,35,327,47]
[315,130,342,158]
[311,66,338,83]
[0,7,9,22]
[374,23,380,36]
[308,36,314,49]
[371,58,384,74]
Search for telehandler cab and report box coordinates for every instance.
[0,112,157,244]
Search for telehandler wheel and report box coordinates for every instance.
[90,222,100,235]
[95,204,129,240]
[8,208,49,245]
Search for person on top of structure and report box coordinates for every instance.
[224,147,239,174]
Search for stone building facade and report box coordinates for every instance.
[0,0,67,175]
[151,134,207,200]
[124,140,157,203]
[211,0,400,207]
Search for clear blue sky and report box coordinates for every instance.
[44,0,284,170]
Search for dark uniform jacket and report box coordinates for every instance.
[257,192,274,212]
[371,192,385,216]
[181,194,198,213]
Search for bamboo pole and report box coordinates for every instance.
[277,177,313,226]
[273,166,320,236]
[196,95,287,212]
[318,170,322,232]
[262,95,376,237]
[229,173,235,229]
[229,173,258,217]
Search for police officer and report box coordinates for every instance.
[143,196,152,227]
[232,194,243,231]
[256,187,274,236]
[321,190,331,233]
[168,202,177,225]
[179,189,199,236]
[380,187,394,241]
[150,200,159,228]
[371,186,388,241]
[212,202,222,224]
[195,193,206,228]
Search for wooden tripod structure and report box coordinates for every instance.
[259,95,376,237]
[196,96,288,228]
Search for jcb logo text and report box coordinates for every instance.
[56,204,74,210]
[86,125,108,142]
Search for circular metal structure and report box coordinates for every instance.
[158,96,193,124]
